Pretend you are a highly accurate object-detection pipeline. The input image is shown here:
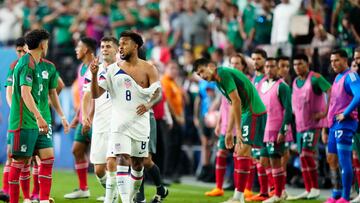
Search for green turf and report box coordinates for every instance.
[0,168,323,203]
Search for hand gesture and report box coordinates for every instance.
[61,117,70,134]
[90,56,100,75]
[70,116,79,128]
[136,103,151,116]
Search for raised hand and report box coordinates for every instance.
[90,56,100,75]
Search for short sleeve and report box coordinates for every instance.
[5,68,14,87]
[219,70,237,94]
[83,71,92,92]
[98,69,109,91]
[313,74,331,92]
[49,69,59,89]
[19,66,34,87]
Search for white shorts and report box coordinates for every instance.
[107,132,149,158]
[90,132,114,164]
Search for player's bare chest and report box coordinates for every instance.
[117,69,148,88]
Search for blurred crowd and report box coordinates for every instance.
[1,0,360,189]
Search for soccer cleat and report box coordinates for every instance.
[351,193,360,203]
[281,190,288,200]
[30,194,39,203]
[158,186,169,200]
[269,189,275,197]
[150,195,161,203]
[244,189,253,198]
[307,188,320,199]
[262,195,282,203]
[23,199,31,203]
[205,188,224,196]
[96,195,105,202]
[324,197,338,203]
[336,198,350,203]
[246,193,269,202]
[220,197,242,203]
[0,190,9,202]
[134,198,146,203]
[49,197,55,203]
[63,189,90,199]
[286,191,309,200]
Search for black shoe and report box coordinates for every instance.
[0,191,9,202]
[197,165,210,181]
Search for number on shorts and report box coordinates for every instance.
[303,131,314,147]
[141,141,147,150]
[242,125,249,142]
[106,90,110,99]
[125,90,131,101]
[335,130,343,139]
[267,142,275,152]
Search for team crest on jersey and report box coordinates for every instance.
[42,71,49,79]
[20,144,27,152]
[124,78,132,88]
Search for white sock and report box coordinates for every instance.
[117,165,130,203]
[104,171,116,203]
[96,174,107,188]
[129,167,144,202]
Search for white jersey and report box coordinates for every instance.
[84,63,112,134]
[98,63,160,141]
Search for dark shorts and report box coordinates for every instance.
[197,115,214,138]
[241,113,267,148]
[149,112,157,154]
[9,126,53,158]
[328,127,354,154]
[296,129,321,153]
[74,123,92,143]
[260,142,285,158]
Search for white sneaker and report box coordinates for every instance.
[64,189,90,199]
[351,194,360,203]
[221,197,243,203]
[96,195,105,202]
[262,196,282,203]
[286,191,309,200]
[307,188,320,199]
[23,199,32,203]
[281,190,288,200]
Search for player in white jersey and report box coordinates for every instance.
[83,36,118,201]
[90,31,160,203]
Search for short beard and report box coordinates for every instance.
[120,53,131,61]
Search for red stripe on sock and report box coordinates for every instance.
[32,165,39,196]
[257,163,268,194]
[300,154,311,192]
[9,161,24,203]
[246,160,256,191]
[2,164,10,194]
[39,158,54,201]
[235,156,251,192]
[216,151,227,189]
[75,161,88,190]
[20,164,30,199]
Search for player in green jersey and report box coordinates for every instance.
[193,58,267,203]
[8,29,55,203]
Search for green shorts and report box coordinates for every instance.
[241,113,267,148]
[353,133,360,159]
[251,148,261,159]
[74,123,92,143]
[7,132,11,145]
[260,142,285,158]
[149,112,157,154]
[217,134,237,150]
[9,127,53,158]
[296,129,321,153]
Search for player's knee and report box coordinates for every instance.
[118,154,131,166]
[131,157,144,171]
[327,154,338,168]
[106,157,117,171]
[95,165,106,177]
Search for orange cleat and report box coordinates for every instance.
[205,188,225,197]
[244,189,253,198]
[269,189,275,197]
[245,193,269,202]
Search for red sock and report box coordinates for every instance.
[39,158,54,201]
[353,157,360,186]
[2,163,10,194]
[75,161,88,190]
[235,156,251,192]
[31,164,39,196]
[246,159,256,191]
[9,161,25,203]
[266,167,274,190]
[256,163,268,194]
[300,153,311,192]
[19,164,30,199]
[272,167,285,197]
[215,150,227,189]
[233,153,239,188]
[304,150,319,189]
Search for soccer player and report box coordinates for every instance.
[325,49,360,203]
[288,54,331,200]
[1,37,26,202]
[256,58,292,203]
[193,58,267,203]
[205,54,249,197]
[82,36,118,202]
[248,48,273,202]
[8,29,55,203]
[91,31,160,203]
[64,37,97,199]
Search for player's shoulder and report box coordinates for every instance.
[140,59,157,72]
[10,59,19,70]
[311,72,322,79]
[40,58,56,67]
[348,71,359,82]
[16,54,35,70]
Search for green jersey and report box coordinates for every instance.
[216,67,266,115]
[9,54,43,130]
[295,72,331,95]
[38,58,59,123]
[253,73,265,86]
[5,59,19,87]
